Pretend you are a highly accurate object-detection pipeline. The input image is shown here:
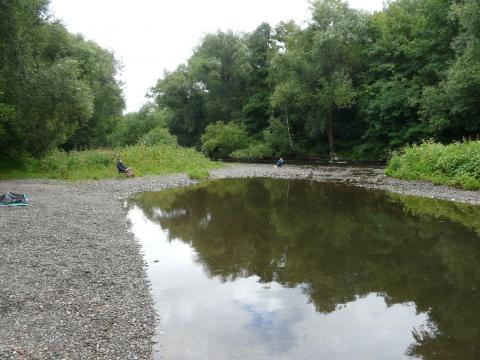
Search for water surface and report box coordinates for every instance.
[128,178,480,359]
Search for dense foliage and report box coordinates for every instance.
[1,0,479,169]
[151,0,480,160]
[386,140,480,190]
[0,0,124,158]
[108,103,177,147]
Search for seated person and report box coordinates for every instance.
[116,159,134,177]
[275,157,285,167]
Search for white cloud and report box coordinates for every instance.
[50,0,384,112]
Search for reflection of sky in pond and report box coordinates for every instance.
[129,207,429,360]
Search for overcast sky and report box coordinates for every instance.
[49,0,385,113]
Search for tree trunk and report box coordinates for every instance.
[285,107,294,152]
[326,112,338,161]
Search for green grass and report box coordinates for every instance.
[187,168,210,180]
[0,144,222,181]
[386,140,480,190]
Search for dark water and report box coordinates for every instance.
[128,178,480,360]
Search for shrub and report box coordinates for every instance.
[264,118,293,156]
[188,168,210,180]
[201,121,250,158]
[231,142,273,160]
[386,140,480,190]
[138,126,177,146]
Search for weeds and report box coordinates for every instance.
[188,168,210,180]
[0,144,221,181]
[386,141,480,190]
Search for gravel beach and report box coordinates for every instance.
[1,163,479,360]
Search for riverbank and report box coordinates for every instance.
[0,144,219,181]
[1,164,479,359]
[386,140,480,190]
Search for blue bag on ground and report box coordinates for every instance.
[0,192,29,206]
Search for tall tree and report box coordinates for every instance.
[153,65,206,147]
[420,0,480,140]
[242,23,275,134]
[357,0,458,158]
[0,0,94,156]
[109,103,173,147]
[38,23,125,149]
[272,0,366,159]
[62,34,125,149]
[188,31,250,124]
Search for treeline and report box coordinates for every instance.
[151,0,480,160]
[0,0,125,158]
[2,0,478,163]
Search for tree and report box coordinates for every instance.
[62,34,125,149]
[137,126,177,146]
[242,23,276,134]
[0,0,124,157]
[420,0,480,140]
[153,65,206,147]
[189,31,250,124]
[358,0,458,158]
[0,1,94,156]
[14,58,94,155]
[148,0,478,160]
[201,121,250,158]
[271,0,366,159]
[109,103,170,147]
[40,25,125,149]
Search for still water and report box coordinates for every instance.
[128,178,480,359]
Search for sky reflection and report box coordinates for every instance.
[128,206,428,359]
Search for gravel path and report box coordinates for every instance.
[1,164,479,360]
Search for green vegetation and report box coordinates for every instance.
[1,0,479,182]
[386,141,480,190]
[201,122,250,159]
[187,168,210,180]
[150,0,480,161]
[0,145,220,181]
[108,104,177,148]
[0,1,210,181]
[0,1,124,157]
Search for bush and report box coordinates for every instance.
[201,121,250,158]
[386,140,480,190]
[109,105,171,147]
[231,142,273,160]
[264,118,293,156]
[138,126,177,146]
[188,168,210,180]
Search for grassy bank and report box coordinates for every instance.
[386,141,480,190]
[0,144,221,181]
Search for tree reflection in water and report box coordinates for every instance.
[132,178,480,359]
